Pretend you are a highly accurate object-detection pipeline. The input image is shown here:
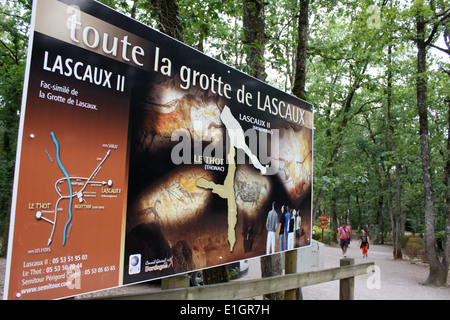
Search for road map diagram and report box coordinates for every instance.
[34,131,114,246]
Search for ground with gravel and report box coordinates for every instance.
[1,242,449,300]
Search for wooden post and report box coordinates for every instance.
[284,249,297,300]
[339,258,354,300]
[161,274,190,290]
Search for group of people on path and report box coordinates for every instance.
[265,201,302,254]
[339,221,370,258]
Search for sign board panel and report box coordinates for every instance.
[318,215,329,229]
[319,222,329,229]
[4,0,313,299]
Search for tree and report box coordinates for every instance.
[384,0,403,259]
[0,0,30,256]
[243,0,266,80]
[290,0,310,300]
[292,0,309,101]
[410,0,449,286]
[150,0,184,41]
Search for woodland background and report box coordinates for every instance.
[0,0,449,286]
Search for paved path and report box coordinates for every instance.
[303,243,450,300]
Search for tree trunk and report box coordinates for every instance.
[441,22,450,287]
[373,193,383,245]
[331,189,338,241]
[416,9,447,286]
[394,162,403,259]
[260,254,283,300]
[356,192,361,232]
[203,266,229,285]
[130,0,138,19]
[386,43,402,259]
[292,0,310,101]
[243,0,266,80]
[243,0,284,298]
[150,0,184,42]
[1,199,11,256]
[444,97,450,278]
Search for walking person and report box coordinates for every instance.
[338,221,351,257]
[266,201,278,254]
[358,229,370,257]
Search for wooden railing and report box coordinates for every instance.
[95,258,374,300]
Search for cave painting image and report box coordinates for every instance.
[123,73,313,284]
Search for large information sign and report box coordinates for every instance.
[4,0,313,299]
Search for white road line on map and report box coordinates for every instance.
[37,149,112,246]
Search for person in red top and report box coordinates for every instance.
[338,221,351,257]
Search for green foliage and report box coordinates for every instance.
[0,0,30,254]
[312,225,336,244]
